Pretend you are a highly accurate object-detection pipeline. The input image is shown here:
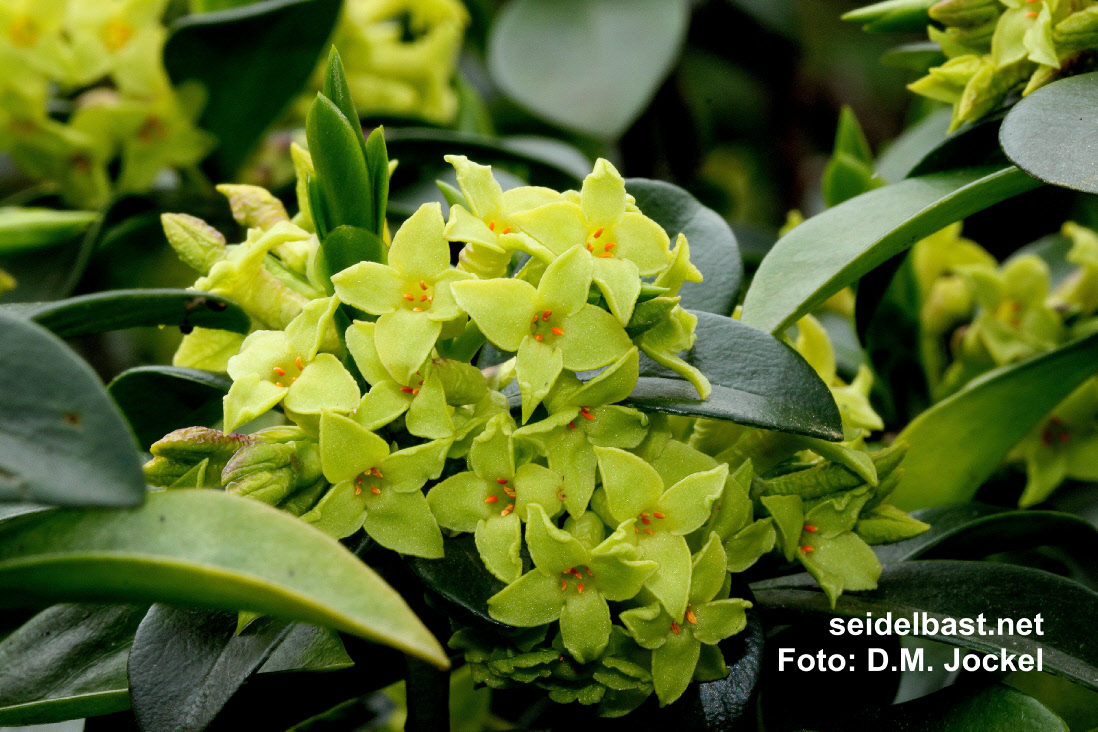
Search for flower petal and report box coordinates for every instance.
[389,202,449,278]
[332,261,403,315]
[468,413,516,482]
[689,533,728,607]
[557,305,632,372]
[319,411,390,483]
[594,446,664,524]
[378,438,452,493]
[562,347,639,408]
[223,374,286,432]
[585,406,649,450]
[638,531,693,621]
[428,268,474,322]
[487,569,566,627]
[613,211,671,276]
[525,504,589,575]
[517,337,564,423]
[560,587,611,663]
[651,630,701,707]
[444,204,503,252]
[426,472,492,532]
[447,154,504,219]
[619,602,669,650]
[451,278,538,352]
[692,598,750,646]
[301,480,367,540]
[580,159,627,229]
[510,201,587,257]
[363,488,444,558]
[592,256,641,325]
[284,354,360,415]
[345,321,391,386]
[657,464,728,535]
[353,382,411,431]
[514,462,565,521]
[406,372,454,439]
[374,309,441,385]
[536,244,593,318]
[475,513,523,583]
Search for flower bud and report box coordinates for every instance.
[161,213,227,276]
[432,358,489,406]
[144,427,254,487]
[221,438,323,506]
[929,0,1001,29]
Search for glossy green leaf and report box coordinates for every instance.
[365,128,389,241]
[307,96,375,235]
[0,604,146,725]
[1001,72,1098,194]
[164,0,342,177]
[624,311,843,441]
[753,560,1098,691]
[890,330,1098,509]
[0,489,449,668]
[318,226,387,287]
[404,534,508,629]
[320,47,367,160]
[908,110,1008,178]
[1,289,249,339]
[257,623,352,674]
[625,179,742,315]
[0,313,145,507]
[822,106,880,208]
[0,208,98,255]
[129,606,300,732]
[845,684,1067,731]
[385,128,587,190]
[875,109,951,183]
[741,166,1041,335]
[107,367,230,452]
[842,0,934,33]
[876,503,1098,564]
[880,41,947,73]
[487,0,690,139]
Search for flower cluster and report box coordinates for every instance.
[0,0,214,207]
[293,0,469,125]
[851,0,1098,130]
[147,152,925,712]
[917,220,1098,505]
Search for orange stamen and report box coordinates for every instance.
[502,226,512,235]
[597,253,613,258]
[275,382,284,388]
[585,567,593,577]
[372,467,383,478]
[534,334,543,341]
[497,478,508,484]
[552,327,564,336]
[670,621,681,635]
[643,528,654,535]
[685,609,698,625]
[274,367,286,376]
[355,486,362,495]
[485,495,498,504]
[801,545,814,554]
[401,386,416,394]
[653,512,665,519]
[604,242,616,251]
[403,293,414,301]
[370,486,381,495]
[504,486,516,498]
[568,421,576,430]
[641,516,652,525]
[577,583,585,593]
[1026,10,1038,16]
[580,407,594,420]
[803,524,818,533]
[413,307,424,312]
[488,220,496,231]
[295,357,304,370]
[542,310,552,320]
[420,280,428,290]
[420,294,428,301]
[586,243,594,252]
[570,568,583,578]
[593,227,604,238]
[561,579,568,590]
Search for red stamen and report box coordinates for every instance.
[803,524,818,533]
[577,583,585,593]
[580,407,594,420]
[561,579,568,590]
[401,386,416,394]
[568,421,576,430]
[670,621,681,635]
[801,545,814,554]
[585,567,593,577]
[570,568,582,578]
[641,516,652,525]
[497,478,508,484]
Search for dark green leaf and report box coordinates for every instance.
[164,0,342,178]
[890,329,1098,509]
[107,367,230,452]
[842,684,1067,731]
[365,127,389,241]
[876,503,1098,565]
[880,41,947,73]
[908,110,1008,177]
[405,534,508,629]
[842,0,934,33]
[753,560,1098,691]
[1,289,249,339]
[0,489,449,668]
[129,606,295,732]
[320,47,367,159]
[1001,72,1098,194]
[258,623,352,674]
[625,179,742,316]
[307,95,376,235]
[0,604,146,725]
[625,311,843,441]
[822,107,879,208]
[740,166,1041,335]
[318,225,388,288]
[0,313,145,506]
[385,128,587,190]
[0,208,98,255]
[487,0,690,139]
[875,109,950,184]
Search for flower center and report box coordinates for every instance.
[585,226,616,258]
[8,15,38,47]
[560,565,594,593]
[484,476,516,516]
[138,116,167,143]
[529,309,564,344]
[271,355,306,388]
[102,17,133,51]
[402,279,435,312]
[1042,416,1070,446]
[994,299,1023,328]
[354,467,384,496]
[633,509,665,535]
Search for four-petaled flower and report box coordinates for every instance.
[509,158,671,324]
[515,348,647,517]
[488,504,657,663]
[452,244,632,421]
[594,446,727,620]
[620,533,751,706]
[427,413,565,582]
[332,202,472,383]
[223,297,358,431]
[302,411,451,558]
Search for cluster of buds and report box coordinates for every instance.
[0,0,215,207]
[146,54,926,711]
[915,220,1098,505]
[292,0,470,125]
[848,0,1098,129]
